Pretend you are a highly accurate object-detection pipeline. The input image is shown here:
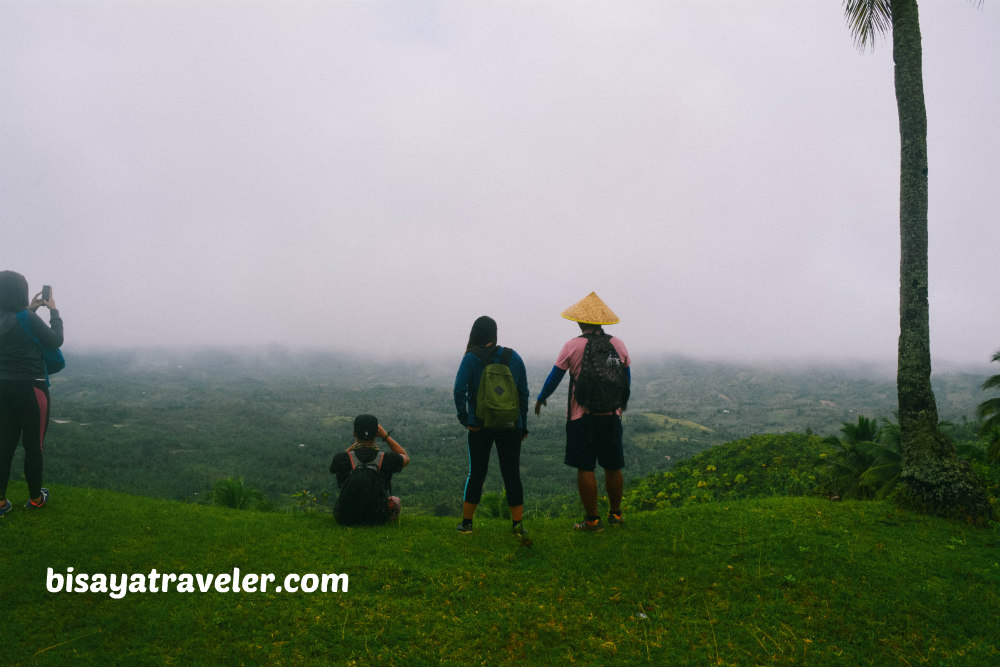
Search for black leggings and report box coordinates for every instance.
[462,427,524,507]
[0,380,49,500]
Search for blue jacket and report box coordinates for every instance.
[453,345,530,431]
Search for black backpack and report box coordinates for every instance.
[572,333,629,413]
[334,451,390,526]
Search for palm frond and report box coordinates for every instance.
[841,415,880,444]
[859,463,901,491]
[987,428,1000,462]
[977,396,1000,418]
[977,353,1000,436]
[877,416,901,448]
[981,374,1000,392]
[856,440,901,466]
[976,397,1000,436]
[843,0,892,51]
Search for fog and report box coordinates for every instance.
[3,1,998,369]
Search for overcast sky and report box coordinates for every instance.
[2,1,998,368]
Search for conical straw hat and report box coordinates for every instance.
[561,292,620,325]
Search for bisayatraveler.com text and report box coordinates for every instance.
[46,567,348,599]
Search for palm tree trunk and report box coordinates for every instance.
[891,0,991,520]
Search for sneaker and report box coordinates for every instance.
[456,519,473,534]
[511,521,528,536]
[25,488,49,510]
[0,499,11,517]
[573,517,604,532]
[608,512,625,526]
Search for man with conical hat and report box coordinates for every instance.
[534,292,631,531]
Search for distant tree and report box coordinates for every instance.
[976,350,1000,443]
[843,0,991,520]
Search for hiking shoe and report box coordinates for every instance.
[573,517,604,532]
[608,512,625,526]
[25,488,49,510]
[0,499,11,517]
[456,519,473,534]
[512,521,528,537]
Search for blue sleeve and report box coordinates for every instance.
[536,365,566,403]
[453,353,476,426]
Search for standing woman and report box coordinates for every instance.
[0,271,63,515]
[453,316,530,535]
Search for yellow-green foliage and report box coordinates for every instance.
[624,433,835,511]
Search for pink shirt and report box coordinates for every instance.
[555,335,631,421]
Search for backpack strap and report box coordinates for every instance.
[348,449,384,471]
[15,310,32,337]
[567,372,574,422]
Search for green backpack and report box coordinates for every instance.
[474,346,519,430]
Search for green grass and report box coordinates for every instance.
[2,481,998,666]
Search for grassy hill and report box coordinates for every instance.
[2,479,997,667]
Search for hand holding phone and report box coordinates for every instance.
[31,285,56,311]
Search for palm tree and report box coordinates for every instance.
[976,350,1000,440]
[840,414,880,446]
[856,416,903,498]
[842,0,991,520]
[823,415,902,500]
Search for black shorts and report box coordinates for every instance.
[564,414,624,472]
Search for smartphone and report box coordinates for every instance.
[42,285,51,301]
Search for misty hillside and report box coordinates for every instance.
[20,349,992,514]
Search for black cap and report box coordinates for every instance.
[354,414,379,441]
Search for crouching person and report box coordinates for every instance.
[329,414,410,526]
